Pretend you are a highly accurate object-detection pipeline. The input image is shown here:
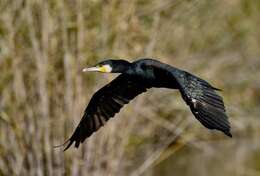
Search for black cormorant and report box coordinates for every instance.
[63,58,232,150]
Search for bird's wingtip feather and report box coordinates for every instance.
[212,87,223,91]
[52,138,72,151]
[224,131,232,138]
[63,140,74,151]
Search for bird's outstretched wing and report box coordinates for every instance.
[63,74,149,150]
[173,70,232,137]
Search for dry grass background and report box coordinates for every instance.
[0,0,260,176]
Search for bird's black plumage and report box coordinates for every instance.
[63,58,232,150]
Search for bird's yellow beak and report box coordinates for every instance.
[82,65,112,73]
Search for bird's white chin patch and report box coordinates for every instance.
[102,64,112,73]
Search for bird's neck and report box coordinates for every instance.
[119,63,134,75]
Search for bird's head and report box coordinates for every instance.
[82,59,131,73]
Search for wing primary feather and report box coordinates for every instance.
[173,69,231,137]
[199,97,225,110]
[197,108,224,129]
[97,107,109,120]
[63,74,149,150]
[196,102,231,136]
[93,115,101,129]
[99,107,110,120]
[112,97,125,106]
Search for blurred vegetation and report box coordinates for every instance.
[0,0,259,175]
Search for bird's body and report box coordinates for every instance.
[109,59,179,89]
[63,58,232,150]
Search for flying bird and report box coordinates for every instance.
[63,58,232,150]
